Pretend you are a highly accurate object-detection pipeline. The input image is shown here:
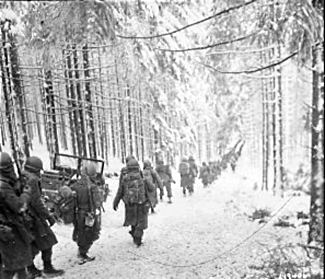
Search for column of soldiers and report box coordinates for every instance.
[0,152,104,279]
[1,150,204,278]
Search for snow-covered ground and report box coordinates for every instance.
[34,171,311,279]
[2,142,315,278]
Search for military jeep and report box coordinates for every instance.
[41,153,106,224]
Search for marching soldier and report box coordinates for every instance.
[155,159,175,204]
[143,159,163,212]
[71,162,102,264]
[0,152,33,279]
[22,156,64,278]
[113,158,154,247]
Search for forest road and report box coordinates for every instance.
[38,173,309,279]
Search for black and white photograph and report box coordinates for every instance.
[0,1,323,278]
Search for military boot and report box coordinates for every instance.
[43,261,64,277]
[27,264,42,279]
[133,236,142,247]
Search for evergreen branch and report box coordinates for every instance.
[197,50,299,75]
[116,0,258,39]
[155,31,260,53]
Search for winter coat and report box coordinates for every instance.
[113,170,154,229]
[143,167,163,207]
[0,175,33,271]
[188,161,198,184]
[71,176,102,246]
[22,170,58,252]
[199,165,210,186]
[156,164,173,185]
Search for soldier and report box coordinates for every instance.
[188,156,198,194]
[113,158,154,247]
[119,155,136,185]
[70,162,102,264]
[178,157,191,196]
[22,156,64,278]
[155,159,175,204]
[0,152,33,279]
[142,159,163,213]
[199,162,210,188]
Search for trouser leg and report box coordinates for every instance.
[41,247,52,263]
[78,243,92,256]
[133,228,144,246]
[166,183,172,198]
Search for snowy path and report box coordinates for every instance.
[36,172,310,279]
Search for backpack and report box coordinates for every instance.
[179,162,190,175]
[123,171,145,204]
[54,185,76,224]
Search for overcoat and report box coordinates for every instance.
[22,170,58,253]
[0,176,33,271]
[114,171,154,230]
[71,176,102,247]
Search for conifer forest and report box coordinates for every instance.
[0,1,323,278]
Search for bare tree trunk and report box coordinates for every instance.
[308,44,323,244]
[73,46,87,157]
[114,56,126,162]
[43,70,59,166]
[126,83,134,155]
[82,44,96,158]
[276,44,285,197]
[34,96,43,145]
[67,46,82,156]
[261,51,269,191]
[1,21,21,172]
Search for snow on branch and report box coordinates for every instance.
[116,0,258,40]
[155,31,260,53]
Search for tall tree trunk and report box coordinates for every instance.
[73,46,87,157]
[64,48,77,155]
[0,21,21,172]
[43,70,59,166]
[308,45,323,244]
[34,96,43,145]
[276,44,284,197]
[261,51,269,191]
[114,56,126,162]
[82,44,96,158]
[126,83,133,155]
[67,46,82,156]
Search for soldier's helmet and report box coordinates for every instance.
[125,155,135,164]
[81,162,97,178]
[157,159,164,165]
[182,157,188,162]
[25,156,43,173]
[143,159,151,168]
[0,152,14,170]
[189,155,195,161]
[127,158,140,170]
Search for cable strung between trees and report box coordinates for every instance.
[197,50,299,75]
[116,0,258,40]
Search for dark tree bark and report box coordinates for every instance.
[0,20,21,172]
[64,48,77,155]
[308,45,324,244]
[73,46,87,157]
[67,46,83,156]
[82,44,97,158]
